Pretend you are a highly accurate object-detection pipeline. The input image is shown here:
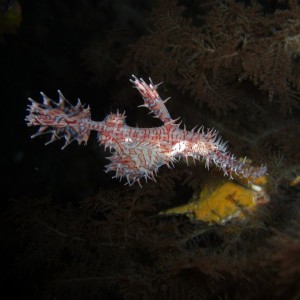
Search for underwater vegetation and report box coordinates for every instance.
[6,172,300,299]
[120,0,300,114]
[0,0,22,37]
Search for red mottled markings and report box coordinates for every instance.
[26,76,267,186]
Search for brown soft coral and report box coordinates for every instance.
[121,0,300,114]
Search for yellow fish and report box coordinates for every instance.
[160,175,269,224]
